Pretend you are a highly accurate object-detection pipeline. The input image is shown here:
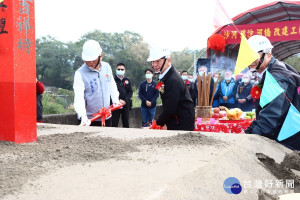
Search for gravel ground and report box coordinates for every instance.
[0,124,299,200]
[0,127,221,198]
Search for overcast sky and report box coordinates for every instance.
[35,0,283,51]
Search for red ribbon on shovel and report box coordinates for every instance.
[90,104,123,126]
[149,120,163,130]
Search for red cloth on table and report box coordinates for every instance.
[194,120,253,134]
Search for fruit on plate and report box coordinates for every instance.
[245,112,256,119]
[219,110,227,118]
[219,110,227,117]
[213,107,220,113]
[219,106,243,120]
[212,113,220,119]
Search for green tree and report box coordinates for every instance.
[36,36,76,89]
[171,48,205,74]
[284,54,300,72]
[74,30,150,88]
[113,39,150,87]
[76,30,143,55]
[172,48,193,72]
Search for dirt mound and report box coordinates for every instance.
[256,152,300,199]
[258,189,280,200]
[281,151,300,171]
[0,133,137,197]
[0,125,298,200]
[0,132,225,198]
[256,153,300,187]
[133,132,224,147]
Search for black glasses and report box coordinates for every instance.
[117,69,125,71]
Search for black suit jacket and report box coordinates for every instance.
[156,66,195,131]
[114,75,133,109]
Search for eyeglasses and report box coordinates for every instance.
[117,69,125,71]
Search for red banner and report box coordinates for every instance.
[221,20,300,44]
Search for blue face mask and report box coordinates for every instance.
[145,73,153,79]
[188,78,193,82]
[181,75,188,80]
[116,69,125,76]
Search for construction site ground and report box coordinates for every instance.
[0,123,299,200]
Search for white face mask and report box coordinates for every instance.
[213,78,218,83]
[198,71,204,77]
[188,78,193,82]
[116,69,125,76]
[225,77,231,81]
[145,73,153,79]
[181,75,188,80]
[242,78,249,83]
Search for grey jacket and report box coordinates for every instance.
[73,62,119,120]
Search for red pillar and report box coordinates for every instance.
[0,0,37,143]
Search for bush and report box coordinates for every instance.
[42,93,66,114]
[41,87,76,114]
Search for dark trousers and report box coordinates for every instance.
[112,107,130,128]
[141,106,156,127]
[166,115,195,131]
[219,103,236,109]
[78,118,112,127]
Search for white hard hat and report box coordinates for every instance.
[147,46,171,62]
[82,40,102,61]
[248,35,273,53]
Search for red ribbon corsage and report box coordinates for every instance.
[250,85,262,99]
[155,81,165,93]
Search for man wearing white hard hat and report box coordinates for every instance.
[245,35,300,150]
[73,40,121,126]
[147,46,195,131]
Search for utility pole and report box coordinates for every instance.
[187,50,197,75]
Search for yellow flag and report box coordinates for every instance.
[234,34,260,75]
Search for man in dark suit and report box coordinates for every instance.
[147,47,195,131]
[111,63,133,128]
